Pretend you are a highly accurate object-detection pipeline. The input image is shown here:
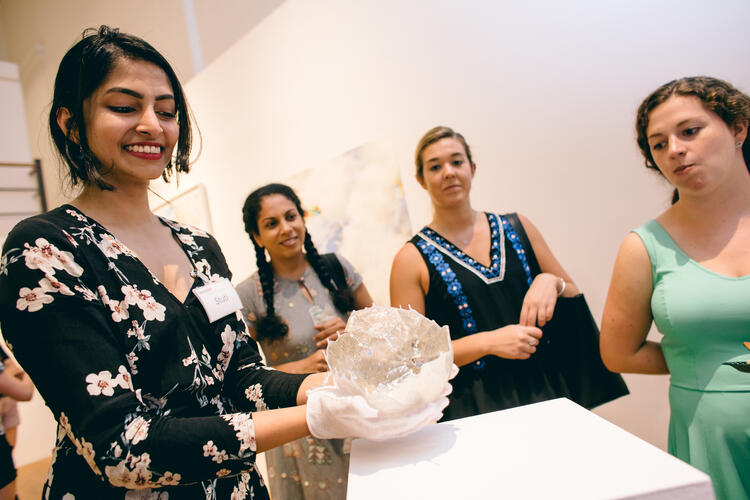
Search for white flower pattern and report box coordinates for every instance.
[221,414,256,455]
[97,233,130,259]
[109,299,130,322]
[39,276,75,295]
[22,237,83,277]
[244,384,267,411]
[85,370,118,397]
[0,206,289,498]
[203,440,229,464]
[16,286,54,312]
[124,417,150,445]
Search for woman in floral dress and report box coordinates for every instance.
[236,183,373,499]
[0,26,432,499]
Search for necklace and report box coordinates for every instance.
[433,211,478,247]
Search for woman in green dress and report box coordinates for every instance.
[601,76,750,500]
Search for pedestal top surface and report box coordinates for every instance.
[348,398,713,499]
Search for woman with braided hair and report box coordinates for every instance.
[236,183,372,499]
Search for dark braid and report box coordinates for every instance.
[251,237,288,342]
[304,233,355,314]
[242,183,354,342]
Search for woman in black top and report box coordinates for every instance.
[390,126,582,421]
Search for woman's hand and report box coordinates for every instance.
[298,350,329,373]
[520,273,562,327]
[481,324,543,360]
[0,397,14,415]
[6,361,27,380]
[314,317,346,348]
[306,383,450,441]
[274,349,329,374]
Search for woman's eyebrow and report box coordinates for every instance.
[104,87,174,101]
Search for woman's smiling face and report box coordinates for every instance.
[253,193,307,260]
[79,58,179,188]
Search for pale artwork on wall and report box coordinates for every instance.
[152,183,214,233]
[287,141,412,306]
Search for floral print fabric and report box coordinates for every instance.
[0,205,307,499]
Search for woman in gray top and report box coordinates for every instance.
[236,183,373,499]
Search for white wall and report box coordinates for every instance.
[0,60,57,467]
[0,61,32,164]
[152,0,750,450]
[0,0,285,210]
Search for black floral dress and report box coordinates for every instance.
[410,212,572,421]
[0,205,307,499]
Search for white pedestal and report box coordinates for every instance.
[348,398,713,499]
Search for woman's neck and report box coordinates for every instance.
[270,252,308,280]
[70,184,156,228]
[430,203,477,233]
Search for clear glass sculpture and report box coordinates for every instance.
[326,305,453,415]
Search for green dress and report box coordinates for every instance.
[634,220,750,500]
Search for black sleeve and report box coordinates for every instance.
[0,219,269,488]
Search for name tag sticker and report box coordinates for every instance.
[193,278,243,323]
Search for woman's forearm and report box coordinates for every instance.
[0,373,34,401]
[252,405,310,452]
[272,360,304,374]
[452,335,488,367]
[603,340,669,374]
[296,372,328,405]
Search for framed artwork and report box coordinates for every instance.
[286,141,412,305]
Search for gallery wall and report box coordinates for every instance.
[0,0,284,210]
[153,0,750,450]
[0,60,56,467]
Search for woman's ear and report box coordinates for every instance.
[416,173,426,189]
[252,233,263,249]
[56,107,79,143]
[733,119,748,146]
[471,162,477,176]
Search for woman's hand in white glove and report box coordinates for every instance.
[306,384,451,441]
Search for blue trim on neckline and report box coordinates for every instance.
[500,216,533,286]
[421,213,503,280]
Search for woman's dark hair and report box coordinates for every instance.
[242,183,355,342]
[414,126,474,182]
[636,76,750,203]
[49,25,193,190]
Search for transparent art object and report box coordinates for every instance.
[326,305,453,415]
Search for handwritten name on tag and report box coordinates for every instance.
[192,278,243,323]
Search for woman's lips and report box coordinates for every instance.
[674,163,694,174]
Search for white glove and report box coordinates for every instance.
[306,383,452,441]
